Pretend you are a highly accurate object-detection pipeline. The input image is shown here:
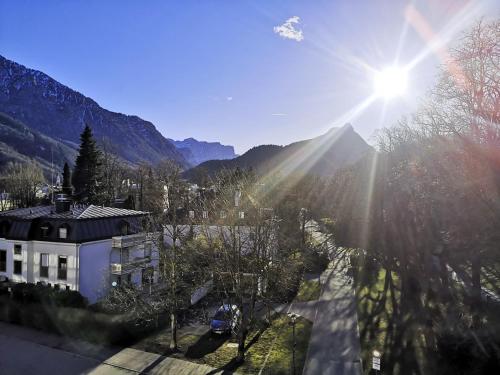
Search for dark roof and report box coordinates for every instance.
[0,205,148,220]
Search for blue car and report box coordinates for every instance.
[210,304,240,334]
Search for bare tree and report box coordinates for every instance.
[0,161,46,208]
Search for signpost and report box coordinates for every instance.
[372,350,381,373]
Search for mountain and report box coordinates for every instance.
[168,137,237,166]
[0,55,188,167]
[184,124,373,180]
[0,112,78,172]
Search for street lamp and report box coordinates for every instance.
[288,313,298,375]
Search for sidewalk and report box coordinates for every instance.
[0,321,230,374]
[302,253,362,375]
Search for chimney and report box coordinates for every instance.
[55,194,71,213]
[113,198,126,208]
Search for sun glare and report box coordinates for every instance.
[373,66,408,99]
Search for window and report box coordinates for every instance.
[14,244,22,255]
[59,227,67,239]
[119,221,130,236]
[0,250,6,272]
[0,221,10,237]
[220,211,227,219]
[58,256,67,280]
[202,211,208,219]
[40,253,49,278]
[13,260,22,275]
[189,210,195,219]
[239,211,245,219]
[40,224,51,238]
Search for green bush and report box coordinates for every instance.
[0,295,154,345]
[10,283,87,308]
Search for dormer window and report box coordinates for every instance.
[202,211,208,219]
[40,223,52,238]
[119,220,130,236]
[189,210,195,219]
[220,211,227,219]
[0,221,10,237]
[59,226,68,239]
[239,211,245,219]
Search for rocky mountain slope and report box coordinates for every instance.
[0,55,188,167]
[168,137,237,166]
[0,112,78,172]
[184,124,372,180]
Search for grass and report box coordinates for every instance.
[295,278,321,302]
[136,314,312,374]
[355,266,396,372]
[355,263,430,374]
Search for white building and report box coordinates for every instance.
[0,198,157,304]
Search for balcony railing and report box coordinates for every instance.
[112,233,147,248]
[110,257,151,275]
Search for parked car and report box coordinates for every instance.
[210,304,240,334]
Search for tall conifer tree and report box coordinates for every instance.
[72,125,102,203]
[62,162,72,195]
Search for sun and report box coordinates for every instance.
[373,66,408,99]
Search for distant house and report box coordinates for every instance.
[0,196,157,303]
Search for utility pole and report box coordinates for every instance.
[288,313,297,375]
[51,146,54,203]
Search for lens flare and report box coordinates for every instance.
[373,66,408,99]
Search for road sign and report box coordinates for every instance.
[373,355,381,370]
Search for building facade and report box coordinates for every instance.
[0,199,157,303]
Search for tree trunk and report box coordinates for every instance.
[471,255,482,328]
[170,312,177,350]
[237,315,248,363]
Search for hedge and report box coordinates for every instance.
[0,289,159,346]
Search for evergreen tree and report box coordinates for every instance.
[72,125,102,203]
[62,162,72,195]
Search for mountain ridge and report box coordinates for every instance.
[0,54,188,168]
[168,137,237,166]
[184,123,373,181]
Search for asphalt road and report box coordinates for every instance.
[0,332,100,375]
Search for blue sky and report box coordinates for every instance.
[1,0,498,153]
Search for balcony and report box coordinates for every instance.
[110,257,151,275]
[112,233,148,249]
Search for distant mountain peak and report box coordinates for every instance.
[184,124,373,181]
[168,137,237,166]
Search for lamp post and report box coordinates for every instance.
[288,313,297,375]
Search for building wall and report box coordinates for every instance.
[0,239,29,282]
[2,235,158,305]
[78,239,112,304]
[31,241,78,290]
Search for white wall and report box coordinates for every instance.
[31,241,78,290]
[0,238,12,279]
[0,239,29,282]
[78,239,112,304]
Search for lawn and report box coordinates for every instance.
[135,314,312,374]
[294,278,321,302]
[354,262,430,374]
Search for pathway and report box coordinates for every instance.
[302,256,362,375]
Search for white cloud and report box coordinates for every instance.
[273,16,304,42]
[226,96,233,101]
[271,113,287,116]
